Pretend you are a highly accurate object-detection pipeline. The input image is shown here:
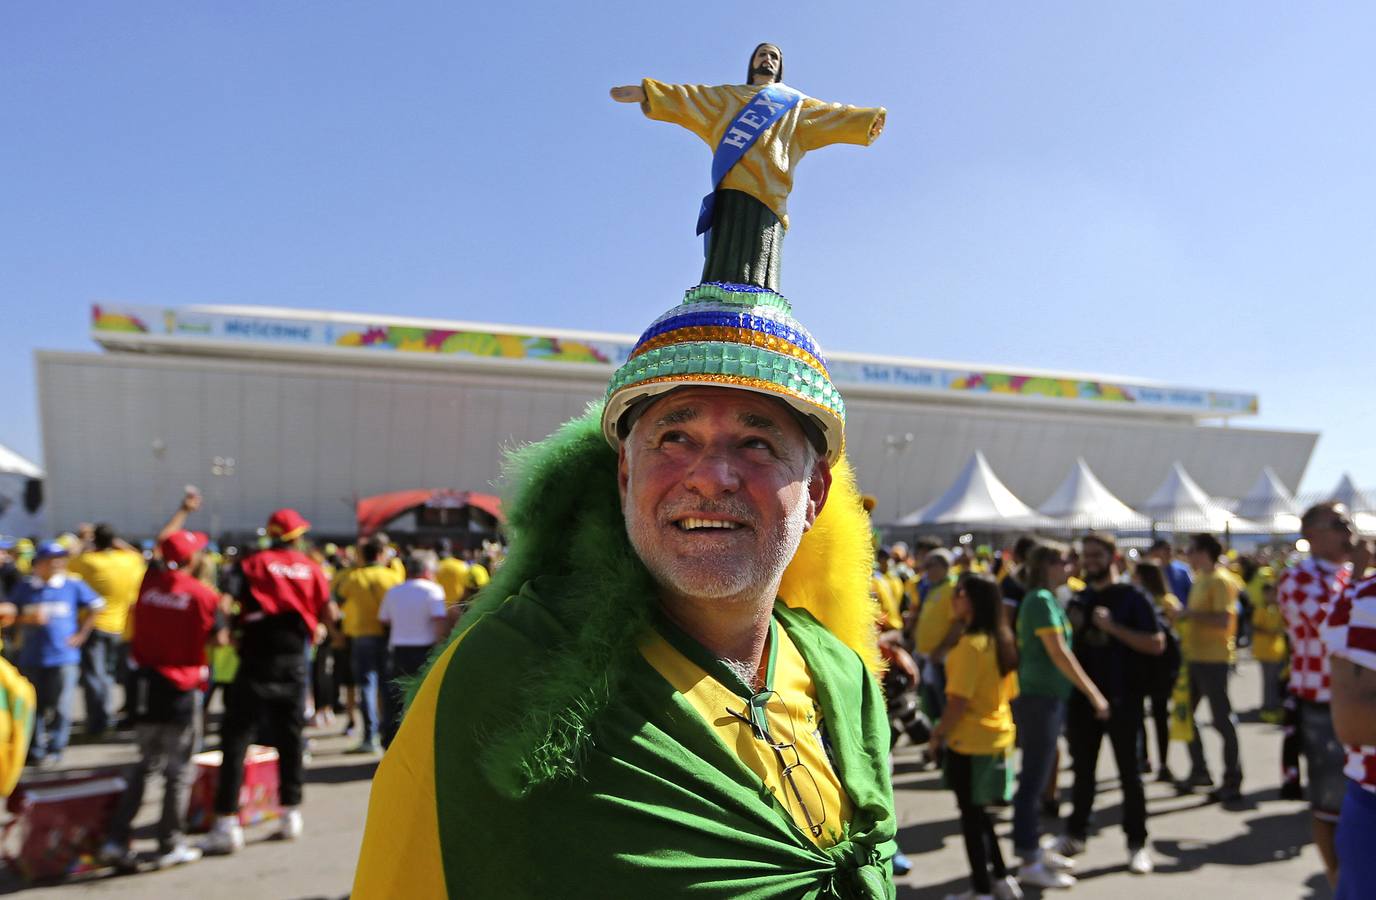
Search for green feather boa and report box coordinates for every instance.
[411,403,658,795]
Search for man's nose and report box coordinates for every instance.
[683,450,741,496]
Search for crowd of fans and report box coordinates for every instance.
[869,502,1375,899]
[1,489,1373,895]
[0,486,503,872]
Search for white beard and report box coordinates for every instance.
[624,487,809,605]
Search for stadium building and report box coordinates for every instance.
[34,303,1317,538]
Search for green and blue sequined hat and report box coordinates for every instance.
[602,281,845,463]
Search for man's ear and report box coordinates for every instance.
[617,443,630,502]
[803,458,832,532]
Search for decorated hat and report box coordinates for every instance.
[267,508,311,542]
[601,282,845,463]
[160,530,209,566]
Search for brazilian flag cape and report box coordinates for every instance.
[353,407,895,899]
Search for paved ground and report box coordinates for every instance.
[3,660,1335,899]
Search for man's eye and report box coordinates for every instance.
[660,431,688,444]
[742,437,774,452]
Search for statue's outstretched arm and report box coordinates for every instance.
[609,85,646,103]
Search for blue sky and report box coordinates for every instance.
[3,2,1371,495]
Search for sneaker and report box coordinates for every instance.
[277,806,304,841]
[97,840,138,870]
[943,892,993,900]
[992,875,1024,899]
[891,851,912,876]
[1209,784,1243,804]
[1040,850,1076,872]
[1156,767,1178,784]
[201,817,244,856]
[1048,835,1086,858]
[1018,860,1076,889]
[347,739,382,755]
[155,843,202,869]
[1185,770,1214,789]
[1128,846,1154,874]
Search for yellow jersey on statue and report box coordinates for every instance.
[610,43,885,290]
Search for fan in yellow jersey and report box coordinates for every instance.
[334,538,403,754]
[1180,532,1243,801]
[355,280,898,896]
[909,549,961,722]
[929,574,1020,899]
[433,539,470,615]
[69,524,147,737]
[1250,573,1287,722]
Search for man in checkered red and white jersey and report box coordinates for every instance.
[1324,536,1376,900]
[1277,501,1356,889]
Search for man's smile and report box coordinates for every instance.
[673,516,745,532]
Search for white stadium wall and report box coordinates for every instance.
[37,347,1316,539]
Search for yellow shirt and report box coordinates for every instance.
[1184,566,1238,664]
[467,563,490,591]
[640,622,853,848]
[1155,592,1183,618]
[944,632,1019,755]
[337,564,404,638]
[435,557,471,606]
[1251,598,1288,663]
[870,572,902,630]
[69,548,147,636]
[914,578,956,657]
[640,79,885,228]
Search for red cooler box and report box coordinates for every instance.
[2,775,127,881]
[186,745,281,833]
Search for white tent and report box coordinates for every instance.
[896,450,1053,529]
[0,442,45,538]
[1037,457,1149,530]
[1232,467,1301,533]
[1329,473,1374,512]
[1328,473,1376,534]
[1139,462,1256,533]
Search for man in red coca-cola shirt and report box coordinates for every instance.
[203,508,338,855]
[101,527,226,870]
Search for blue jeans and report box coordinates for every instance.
[1012,693,1066,857]
[80,630,122,735]
[1336,779,1376,900]
[351,636,387,744]
[27,664,78,760]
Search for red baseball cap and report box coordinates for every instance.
[267,508,311,541]
[160,530,209,566]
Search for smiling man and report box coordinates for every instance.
[354,282,896,898]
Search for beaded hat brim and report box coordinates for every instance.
[602,282,845,464]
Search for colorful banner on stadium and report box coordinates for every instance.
[91,304,1258,416]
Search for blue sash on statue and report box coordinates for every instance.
[696,83,802,237]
